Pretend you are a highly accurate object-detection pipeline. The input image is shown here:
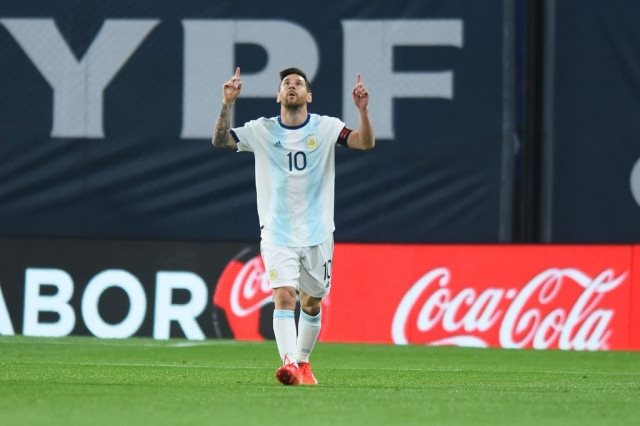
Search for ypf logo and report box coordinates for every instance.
[631,157,640,208]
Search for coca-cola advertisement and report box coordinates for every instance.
[213,243,640,350]
[2,236,638,350]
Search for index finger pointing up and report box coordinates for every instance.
[356,73,362,84]
[234,67,241,78]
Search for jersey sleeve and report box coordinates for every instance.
[231,120,256,152]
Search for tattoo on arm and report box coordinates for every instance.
[212,103,234,149]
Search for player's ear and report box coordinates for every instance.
[307,93,312,103]
[276,92,281,103]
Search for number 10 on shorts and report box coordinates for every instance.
[323,259,332,281]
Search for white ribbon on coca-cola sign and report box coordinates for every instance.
[391,267,627,351]
[229,257,272,317]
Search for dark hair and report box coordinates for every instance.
[279,67,312,92]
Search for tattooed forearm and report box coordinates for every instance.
[212,103,234,149]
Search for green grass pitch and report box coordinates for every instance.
[0,336,638,425]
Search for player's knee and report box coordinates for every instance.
[300,294,322,316]
[273,286,297,310]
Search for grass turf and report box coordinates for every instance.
[0,336,638,425]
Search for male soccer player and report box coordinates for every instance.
[212,66,375,385]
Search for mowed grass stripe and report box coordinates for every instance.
[4,359,640,377]
[0,336,638,426]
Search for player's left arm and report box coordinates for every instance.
[346,73,375,150]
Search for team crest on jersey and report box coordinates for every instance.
[306,135,317,150]
[268,269,278,281]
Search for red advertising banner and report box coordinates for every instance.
[213,244,639,350]
[631,246,640,350]
[3,237,637,349]
[323,244,634,350]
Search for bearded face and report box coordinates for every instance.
[277,74,312,108]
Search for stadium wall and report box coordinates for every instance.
[2,1,640,352]
[0,237,638,351]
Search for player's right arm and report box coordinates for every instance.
[212,67,242,150]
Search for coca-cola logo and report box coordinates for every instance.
[391,267,627,350]
[229,256,272,317]
[212,248,271,340]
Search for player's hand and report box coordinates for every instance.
[352,73,369,111]
[222,67,242,105]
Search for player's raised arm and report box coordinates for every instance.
[212,67,243,150]
[346,73,375,150]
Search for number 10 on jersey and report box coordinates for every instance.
[287,151,307,171]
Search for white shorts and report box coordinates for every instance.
[260,236,334,298]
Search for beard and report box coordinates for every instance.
[280,92,307,109]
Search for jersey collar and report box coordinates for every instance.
[277,113,310,130]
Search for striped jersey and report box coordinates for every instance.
[231,113,347,247]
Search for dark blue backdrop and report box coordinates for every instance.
[1,0,505,243]
[548,0,640,242]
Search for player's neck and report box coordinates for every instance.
[279,105,308,127]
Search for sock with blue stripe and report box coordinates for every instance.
[273,309,297,365]
[295,309,321,363]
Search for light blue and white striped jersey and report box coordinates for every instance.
[231,113,346,247]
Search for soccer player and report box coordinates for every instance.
[212,66,375,385]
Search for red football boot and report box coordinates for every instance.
[275,363,302,386]
[298,362,318,385]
